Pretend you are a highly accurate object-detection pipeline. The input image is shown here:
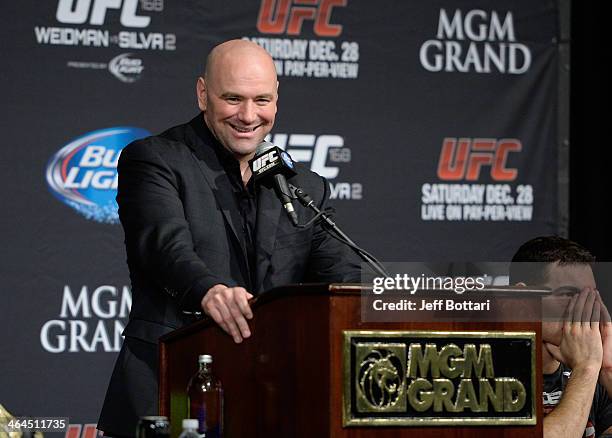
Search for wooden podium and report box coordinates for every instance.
[159,284,543,437]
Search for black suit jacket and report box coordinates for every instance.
[98,115,361,436]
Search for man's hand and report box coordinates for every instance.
[543,288,603,438]
[595,290,612,398]
[201,284,253,343]
[549,288,602,372]
[597,291,612,370]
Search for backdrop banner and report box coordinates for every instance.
[0,0,562,433]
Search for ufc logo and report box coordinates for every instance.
[65,424,99,438]
[267,134,342,179]
[56,0,151,27]
[252,150,278,172]
[437,138,521,181]
[257,0,347,37]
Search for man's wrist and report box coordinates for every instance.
[572,362,602,377]
[599,367,612,382]
[600,364,612,373]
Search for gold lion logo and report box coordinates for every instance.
[358,349,405,409]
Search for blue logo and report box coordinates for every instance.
[280,151,295,169]
[46,127,150,224]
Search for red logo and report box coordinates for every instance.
[257,0,347,36]
[437,138,521,181]
[66,424,100,438]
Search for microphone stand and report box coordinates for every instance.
[289,184,389,278]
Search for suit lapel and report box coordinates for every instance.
[254,185,281,292]
[185,116,248,272]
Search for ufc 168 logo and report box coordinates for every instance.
[265,133,350,179]
[257,0,347,36]
[56,0,155,27]
[437,137,521,181]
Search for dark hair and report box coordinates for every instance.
[509,235,595,285]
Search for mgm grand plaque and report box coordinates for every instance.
[343,331,535,426]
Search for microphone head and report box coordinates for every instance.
[249,142,296,186]
[255,140,275,155]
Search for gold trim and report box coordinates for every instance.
[342,330,537,427]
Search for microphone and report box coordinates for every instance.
[249,141,298,226]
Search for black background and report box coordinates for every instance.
[570,1,611,260]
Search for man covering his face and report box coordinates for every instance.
[511,236,612,438]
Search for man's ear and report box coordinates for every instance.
[544,342,565,362]
[275,80,279,103]
[196,77,207,111]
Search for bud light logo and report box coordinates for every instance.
[108,53,144,83]
[46,127,150,223]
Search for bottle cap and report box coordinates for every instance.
[198,354,213,364]
[182,419,199,429]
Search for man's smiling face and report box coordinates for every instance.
[197,42,278,161]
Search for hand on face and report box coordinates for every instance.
[201,284,254,343]
[596,290,612,372]
[546,288,602,372]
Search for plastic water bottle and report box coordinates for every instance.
[187,354,224,437]
[178,419,201,438]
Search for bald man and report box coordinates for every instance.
[98,40,362,436]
